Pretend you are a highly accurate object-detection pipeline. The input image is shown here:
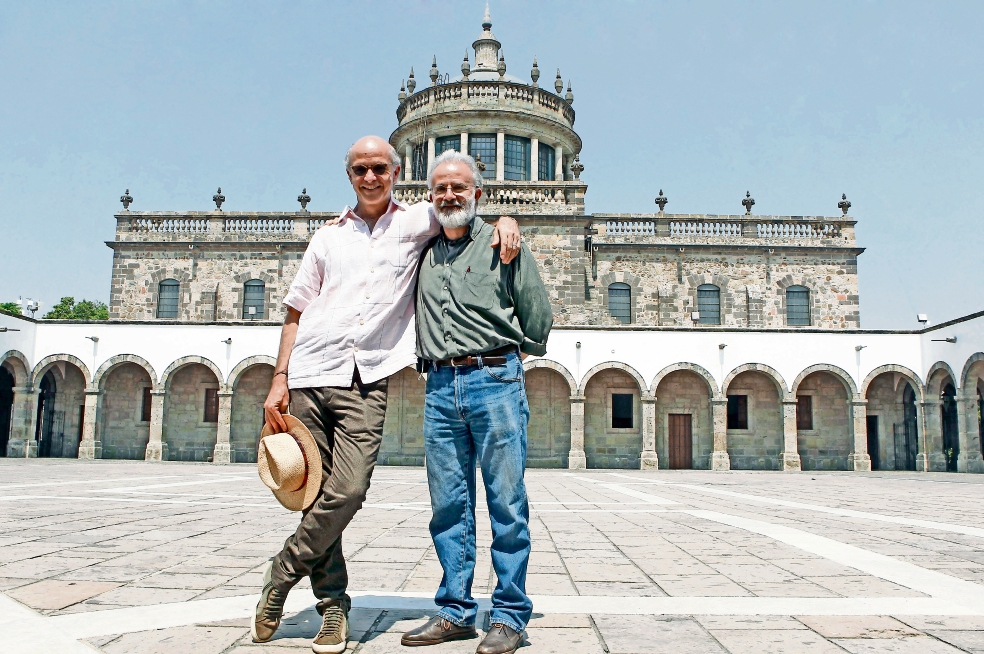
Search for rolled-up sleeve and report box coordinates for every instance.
[283,238,325,313]
[511,243,553,356]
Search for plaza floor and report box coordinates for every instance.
[4,462,984,653]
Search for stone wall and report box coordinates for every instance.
[796,372,851,470]
[727,371,782,470]
[865,373,904,471]
[163,363,219,461]
[101,363,152,459]
[525,368,572,467]
[583,368,642,469]
[654,370,712,469]
[230,364,273,463]
[379,368,426,466]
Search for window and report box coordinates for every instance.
[243,280,265,320]
[411,143,427,181]
[157,279,179,319]
[538,142,555,181]
[141,387,152,422]
[727,395,748,430]
[608,283,631,324]
[203,388,219,423]
[796,395,813,430]
[468,134,496,173]
[612,393,634,429]
[786,286,811,326]
[435,135,460,156]
[697,284,721,325]
[504,135,531,181]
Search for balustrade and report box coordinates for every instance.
[756,222,841,238]
[132,218,209,233]
[598,216,851,244]
[670,221,742,237]
[224,218,294,234]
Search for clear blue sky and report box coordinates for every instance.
[1,1,981,328]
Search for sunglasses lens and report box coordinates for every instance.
[371,165,389,175]
[351,164,389,177]
[351,166,368,176]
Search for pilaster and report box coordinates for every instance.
[568,395,586,470]
[530,137,539,182]
[212,390,234,464]
[848,397,871,471]
[77,389,104,460]
[460,132,469,155]
[956,393,984,473]
[145,389,167,461]
[781,398,801,471]
[920,400,945,472]
[427,137,436,172]
[711,398,730,471]
[495,131,505,182]
[640,395,657,470]
[554,144,563,181]
[8,386,38,458]
[404,145,412,181]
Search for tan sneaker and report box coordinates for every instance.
[251,561,289,643]
[312,600,349,654]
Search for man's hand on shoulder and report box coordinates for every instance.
[492,215,521,264]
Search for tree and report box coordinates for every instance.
[0,302,21,317]
[43,297,109,321]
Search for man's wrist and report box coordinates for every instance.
[274,370,288,378]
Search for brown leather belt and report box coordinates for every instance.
[434,345,517,368]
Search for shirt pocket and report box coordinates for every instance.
[459,271,495,310]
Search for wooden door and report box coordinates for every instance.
[668,414,693,469]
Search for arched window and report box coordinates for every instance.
[504,135,531,181]
[786,286,811,326]
[243,280,265,320]
[157,279,180,319]
[697,284,720,325]
[468,134,497,173]
[538,142,555,181]
[608,283,631,324]
[435,135,460,156]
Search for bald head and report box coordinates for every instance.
[343,136,401,170]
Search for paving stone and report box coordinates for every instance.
[833,637,967,653]
[797,615,923,639]
[926,630,984,652]
[98,625,245,653]
[595,615,726,653]
[711,629,845,653]
[6,579,121,610]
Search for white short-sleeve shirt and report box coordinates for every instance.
[283,199,439,388]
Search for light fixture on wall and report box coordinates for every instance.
[931,336,957,344]
[221,338,232,345]
[719,343,727,350]
[690,311,700,325]
[575,342,581,349]
[0,327,20,333]
[917,314,929,325]
[855,345,866,351]
[86,336,99,343]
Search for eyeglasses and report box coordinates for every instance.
[350,164,391,177]
[433,183,474,196]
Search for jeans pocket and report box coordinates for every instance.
[485,362,522,383]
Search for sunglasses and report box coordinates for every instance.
[350,164,391,177]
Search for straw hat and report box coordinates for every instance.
[257,414,322,511]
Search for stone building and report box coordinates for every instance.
[3,9,980,474]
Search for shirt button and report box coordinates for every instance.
[365,294,370,299]
[370,243,374,248]
[359,319,364,325]
[443,308,448,314]
[370,268,374,273]
[443,286,448,290]
[354,346,359,351]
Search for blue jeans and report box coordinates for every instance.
[424,350,532,633]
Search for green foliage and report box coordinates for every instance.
[43,297,109,321]
[0,302,22,317]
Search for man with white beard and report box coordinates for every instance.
[401,150,552,654]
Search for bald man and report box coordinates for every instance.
[252,136,521,654]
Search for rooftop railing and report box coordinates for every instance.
[397,81,575,126]
[596,214,854,246]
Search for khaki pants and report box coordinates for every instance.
[272,369,388,613]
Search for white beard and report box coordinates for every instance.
[434,196,476,229]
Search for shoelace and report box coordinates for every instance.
[318,607,345,638]
[261,587,287,621]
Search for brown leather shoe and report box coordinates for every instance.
[476,623,523,654]
[401,615,477,646]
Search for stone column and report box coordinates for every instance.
[460,132,468,155]
[530,137,539,182]
[554,144,563,181]
[404,145,412,181]
[145,389,167,461]
[781,398,802,471]
[920,400,944,471]
[427,137,436,172]
[212,390,233,464]
[848,397,872,471]
[710,398,731,470]
[640,394,658,470]
[956,393,984,473]
[568,395,586,469]
[496,131,505,181]
[7,386,38,458]
[208,215,224,235]
[77,389,103,460]
[915,400,930,472]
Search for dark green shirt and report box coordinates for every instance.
[416,217,553,361]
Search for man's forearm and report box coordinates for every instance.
[275,307,301,374]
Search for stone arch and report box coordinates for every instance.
[229,355,277,390]
[94,354,159,390]
[960,353,984,392]
[524,359,577,396]
[686,273,733,326]
[160,355,225,389]
[231,271,279,321]
[860,365,924,402]
[598,271,643,325]
[148,268,193,320]
[926,361,958,397]
[790,364,858,397]
[650,363,720,398]
[31,354,92,389]
[775,274,821,327]
[0,350,31,386]
[722,363,789,397]
[578,361,648,397]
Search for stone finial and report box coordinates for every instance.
[570,153,584,180]
[497,52,506,79]
[213,187,225,211]
[120,188,133,211]
[297,188,311,211]
[742,191,755,215]
[531,57,540,86]
[555,68,563,94]
[838,193,852,215]
[655,190,668,213]
[407,68,416,94]
[565,81,573,104]
[483,2,492,30]
[398,81,406,102]
[461,50,471,80]
[475,153,487,173]
[430,56,439,85]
